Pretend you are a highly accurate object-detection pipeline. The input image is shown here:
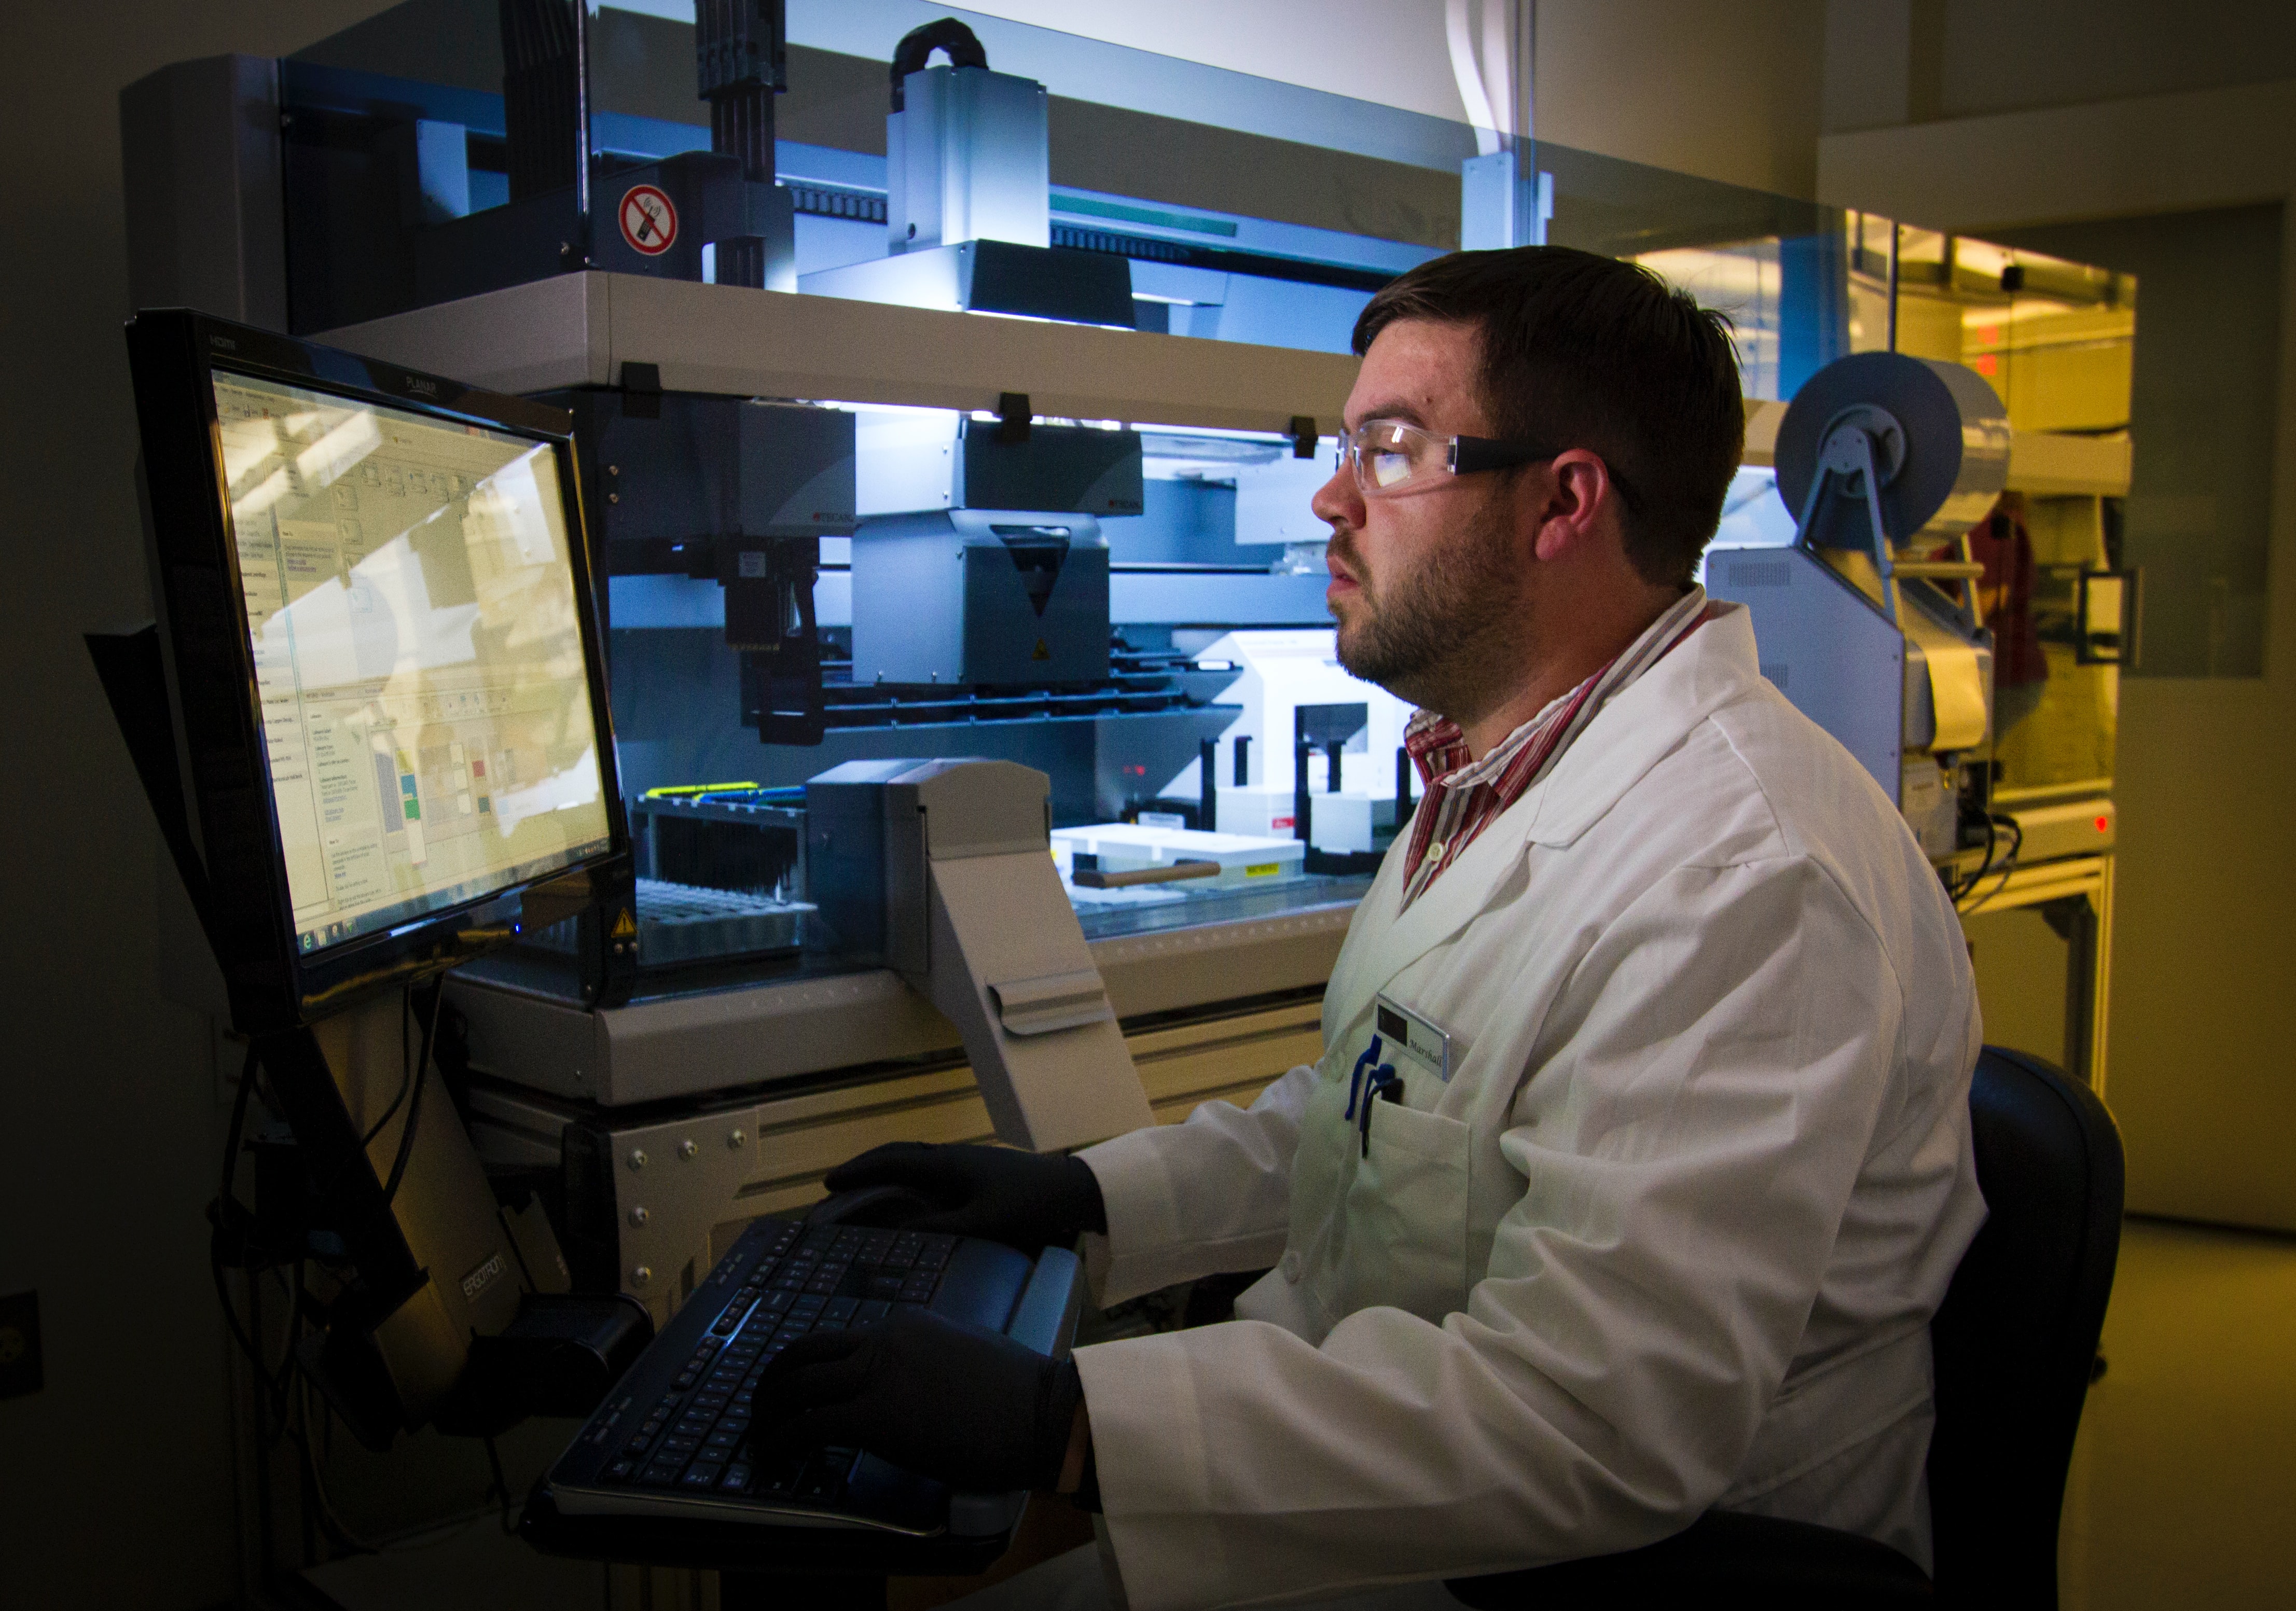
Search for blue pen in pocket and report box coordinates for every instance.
[1346,1035,1386,1119]
[1358,1067,1402,1156]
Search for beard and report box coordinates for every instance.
[1329,493,1522,712]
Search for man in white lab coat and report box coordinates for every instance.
[754,245,1987,1609]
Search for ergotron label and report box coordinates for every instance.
[1374,993,1455,1083]
[461,1252,509,1303]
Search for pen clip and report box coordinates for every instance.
[1357,1065,1398,1156]
[1346,1035,1385,1120]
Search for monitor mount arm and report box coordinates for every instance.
[86,622,650,1448]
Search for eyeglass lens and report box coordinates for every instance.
[1350,422,1439,492]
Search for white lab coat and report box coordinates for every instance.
[1072,603,1986,1611]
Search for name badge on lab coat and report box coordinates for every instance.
[1374,993,1454,1083]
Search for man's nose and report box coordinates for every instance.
[1309,462,1361,530]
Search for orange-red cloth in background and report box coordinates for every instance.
[1967,495,2049,688]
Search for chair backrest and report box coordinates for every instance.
[1927,1047,2125,1606]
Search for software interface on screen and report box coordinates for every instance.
[212,370,613,955]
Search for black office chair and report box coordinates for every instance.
[1446,1045,2125,1610]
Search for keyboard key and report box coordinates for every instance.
[625,1435,655,1456]
[638,1461,684,1487]
[824,1297,860,1324]
[753,1459,808,1505]
[605,1457,638,1481]
[865,1274,904,1300]
[857,1300,892,1324]
[798,1451,856,1506]
[673,1372,698,1390]
[659,1435,701,1456]
[705,1428,742,1453]
[721,1465,752,1492]
[681,1463,724,1490]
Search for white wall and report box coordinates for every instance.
[1536,0,1827,198]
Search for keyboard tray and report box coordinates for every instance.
[524,1214,1084,1575]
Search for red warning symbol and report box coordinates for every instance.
[619,185,678,256]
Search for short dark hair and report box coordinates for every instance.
[1352,246,1744,588]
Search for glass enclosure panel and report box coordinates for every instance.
[1990,204,2279,680]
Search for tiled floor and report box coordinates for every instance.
[2058,1217,2296,1609]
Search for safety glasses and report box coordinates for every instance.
[1336,419,1557,497]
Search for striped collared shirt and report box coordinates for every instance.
[1396,586,1718,909]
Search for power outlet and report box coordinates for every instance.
[0,1290,40,1398]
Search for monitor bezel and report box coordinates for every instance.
[127,308,630,1034]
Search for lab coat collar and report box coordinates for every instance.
[1522,600,1758,848]
[1323,603,1761,1045]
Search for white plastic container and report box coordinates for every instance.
[1051,823,1305,894]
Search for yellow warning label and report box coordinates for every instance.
[1246,863,1279,877]
[610,908,638,939]
[1032,638,1052,660]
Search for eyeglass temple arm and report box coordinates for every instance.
[1448,435,1554,475]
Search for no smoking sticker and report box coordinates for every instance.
[619,184,677,256]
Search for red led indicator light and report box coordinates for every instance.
[2095,815,2110,832]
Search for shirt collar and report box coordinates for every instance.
[1402,585,1710,789]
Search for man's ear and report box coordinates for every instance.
[1530,450,1615,563]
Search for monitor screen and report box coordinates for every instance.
[211,368,614,956]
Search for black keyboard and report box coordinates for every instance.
[533,1214,1083,1546]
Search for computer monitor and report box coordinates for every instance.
[126,309,627,1033]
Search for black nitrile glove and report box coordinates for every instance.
[823,1142,1106,1252]
[748,1305,1084,1493]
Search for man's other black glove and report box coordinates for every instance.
[748,1306,1082,1493]
[823,1142,1106,1252]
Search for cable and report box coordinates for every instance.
[361,986,418,1148]
[1949,813,2000,904]
[382,976,450,1203]
[295,1376,386,1558]
[212,1040,276,1427]
[482,1435,518,1534]
[1960,813,2025,915]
